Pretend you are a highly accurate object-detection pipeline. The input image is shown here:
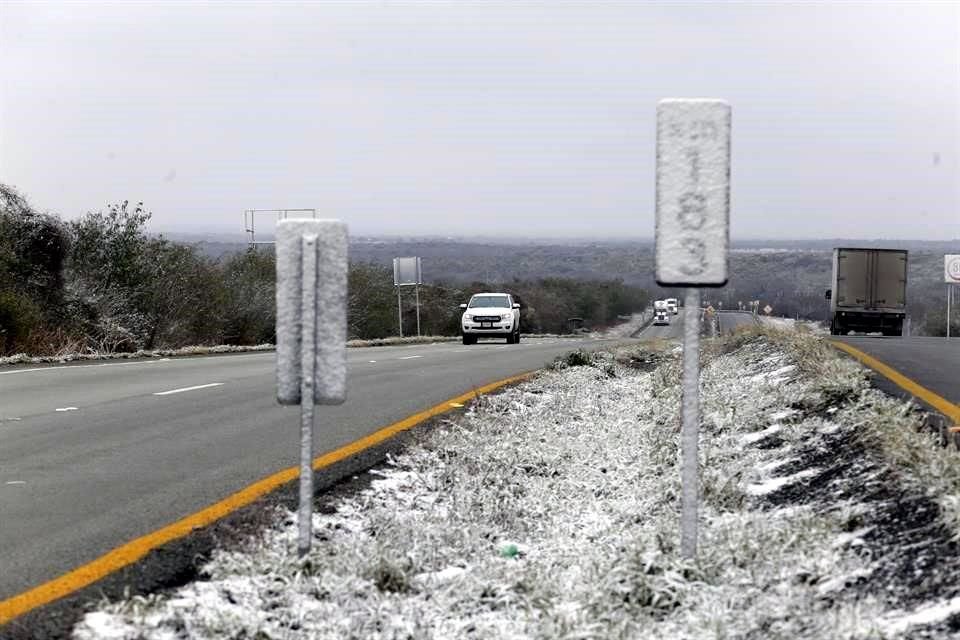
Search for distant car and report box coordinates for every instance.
[665,298,679,315]
[460,293,521,344]
[653,311,670,326]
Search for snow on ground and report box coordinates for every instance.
[759,315,828,334]
[74,328,960,639]
[0,334,595,367]
[0,343,276,366]
[603,310,653,337]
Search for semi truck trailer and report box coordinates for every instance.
[826,248,907,336]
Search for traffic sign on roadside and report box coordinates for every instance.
[764,305,772,315]
[655,99,731,287]
[945,255,960,284]
[277,220,348,405]
[276,219,348,557]
[654,97,732,561]
[393,257,424,338]
[946,255,960,340]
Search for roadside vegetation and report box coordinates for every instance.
[345,239,959,336]
[74,326,960,639]
[0,185,649,357]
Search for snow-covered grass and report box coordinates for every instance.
[0,343,276,367]
[0,334,596,367]
[758,315,828,334]
[0,338,457,367]
[602,309,653,338]
[345,335,459,348]
[74,327,960,639]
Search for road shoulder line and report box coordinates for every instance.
[830,340,959,424]
[0,371,534,627]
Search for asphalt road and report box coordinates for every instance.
[717,311,760,334]
[832,336,960,408]
[0,336,633,602]
[637,311,684,339]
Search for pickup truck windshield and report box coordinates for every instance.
[469,295,510,308]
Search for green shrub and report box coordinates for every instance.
[0,290,40,354]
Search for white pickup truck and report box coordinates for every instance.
[460,293,521,344]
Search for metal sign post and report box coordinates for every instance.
[243,208,318,249]
[655,98,731,560]
[276,219,348,557]
[298,234,318,557]
[945,255,960,339]
[397,286,404,338]
[415,283,421,337]
[393,257,423,338]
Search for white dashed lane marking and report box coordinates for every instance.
[153,383,224,396]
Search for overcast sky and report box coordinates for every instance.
[1,1,957,240]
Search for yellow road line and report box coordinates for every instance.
[830,341,960,424]
[0,371,533,626]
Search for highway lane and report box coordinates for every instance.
[637,311,684,340]
[832,337,960,409]
[0,337,636,602]
[717,311,759,334]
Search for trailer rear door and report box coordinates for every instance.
[836,249,870,306]
[872,250,907,310]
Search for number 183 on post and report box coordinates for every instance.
[655,99,731,287]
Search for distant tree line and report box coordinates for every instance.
[695,251,958,336]
[351,239,959,336]
[0,186,650,356]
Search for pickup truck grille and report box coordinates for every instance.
[472,316,501,322]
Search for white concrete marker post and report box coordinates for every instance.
[655,98,731,560]
[276,219,348,558]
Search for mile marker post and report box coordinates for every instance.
[655,98,731,559]
[276,219,348,557]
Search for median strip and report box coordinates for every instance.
[0,371,533,627]
[68,332,960,638]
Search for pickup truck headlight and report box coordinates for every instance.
[463,314,473,320]
[501,313,512,320]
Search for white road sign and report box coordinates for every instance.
[393,257,422,286]
[275,219,348,557]
[946,255,960,284]
[276,219,348,405]
[764,304,773,315]
[655,98,731,287]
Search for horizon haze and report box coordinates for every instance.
[1,1,957,240]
